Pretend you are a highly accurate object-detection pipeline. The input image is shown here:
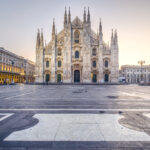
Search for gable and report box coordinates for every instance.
[72,16,83,28]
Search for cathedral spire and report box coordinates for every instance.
[44,40,46,54]
[87,7,90,23]
[111,29,114,46]
[68,7,71,24]
[52,18,55,34]
[40,28,44,48]
[52,18,56,39]
[112,29,114,37]
[83,7,86,23]
[114,29,118,42]
[99,18,102,33]
[114,29,118,47]
[55,28,57,40]
[36,29,40,49]
[99,18,103,44]
[64,7,67,25]
[56,28,57,35]
[97,29,99,40]
[111,29,114,39]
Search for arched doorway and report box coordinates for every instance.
[74,70,80,82]
[45,74,50,83]
[57,74,61,83]
[92,74,97,83]
[104,74,109,82]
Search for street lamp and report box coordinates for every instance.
[138,60,145,83]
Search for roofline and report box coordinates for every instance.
[0,47,24,60]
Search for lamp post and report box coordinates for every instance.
[138,60,145,83]
[43,45,45,84]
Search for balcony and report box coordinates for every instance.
[103,65,110,71]
[91,55,98,60]
[57,66,63,71]
[72,43,82,48]
[56,55,63,61]
[44,58,51,61]
[91,66,98,70]
[72,57,83,65]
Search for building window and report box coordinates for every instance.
[105,60,108,68]
[74,30,79,43]
[46,61,49,68]
[58,61,61,67]
[93,61,96,68]
[58,48,61,56]
[75,51,79,58]
[92,48,96,56]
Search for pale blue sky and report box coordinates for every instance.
[0,0,150,67]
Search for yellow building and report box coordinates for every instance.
[0,47,25,84]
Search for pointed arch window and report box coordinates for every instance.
[74,30,80,43]
[58,61,61,67]
[58,48,62,56]
[75,51,79,58]
[92,48,96,56]
[93,61,96,68]
[46,61,49,68]
[105,60,108,68]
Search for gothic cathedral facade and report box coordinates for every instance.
[35,8,119,83]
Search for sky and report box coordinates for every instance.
[0,0,150,67]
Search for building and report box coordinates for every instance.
[0,47,35,84]
[120,65,150,84]
[24,59,35,83]
[35,8,119,83]
[0,47,25,84]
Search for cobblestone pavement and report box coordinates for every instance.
[0,84,150,150]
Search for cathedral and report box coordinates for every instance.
[35,8,119,83]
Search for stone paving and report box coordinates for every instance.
[0,84,150,150]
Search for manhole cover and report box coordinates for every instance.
[107,96,118,99]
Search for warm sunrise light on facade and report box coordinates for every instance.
[1,1,150,149]
[0,0,150,68]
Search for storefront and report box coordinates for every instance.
[0,72,25,84]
